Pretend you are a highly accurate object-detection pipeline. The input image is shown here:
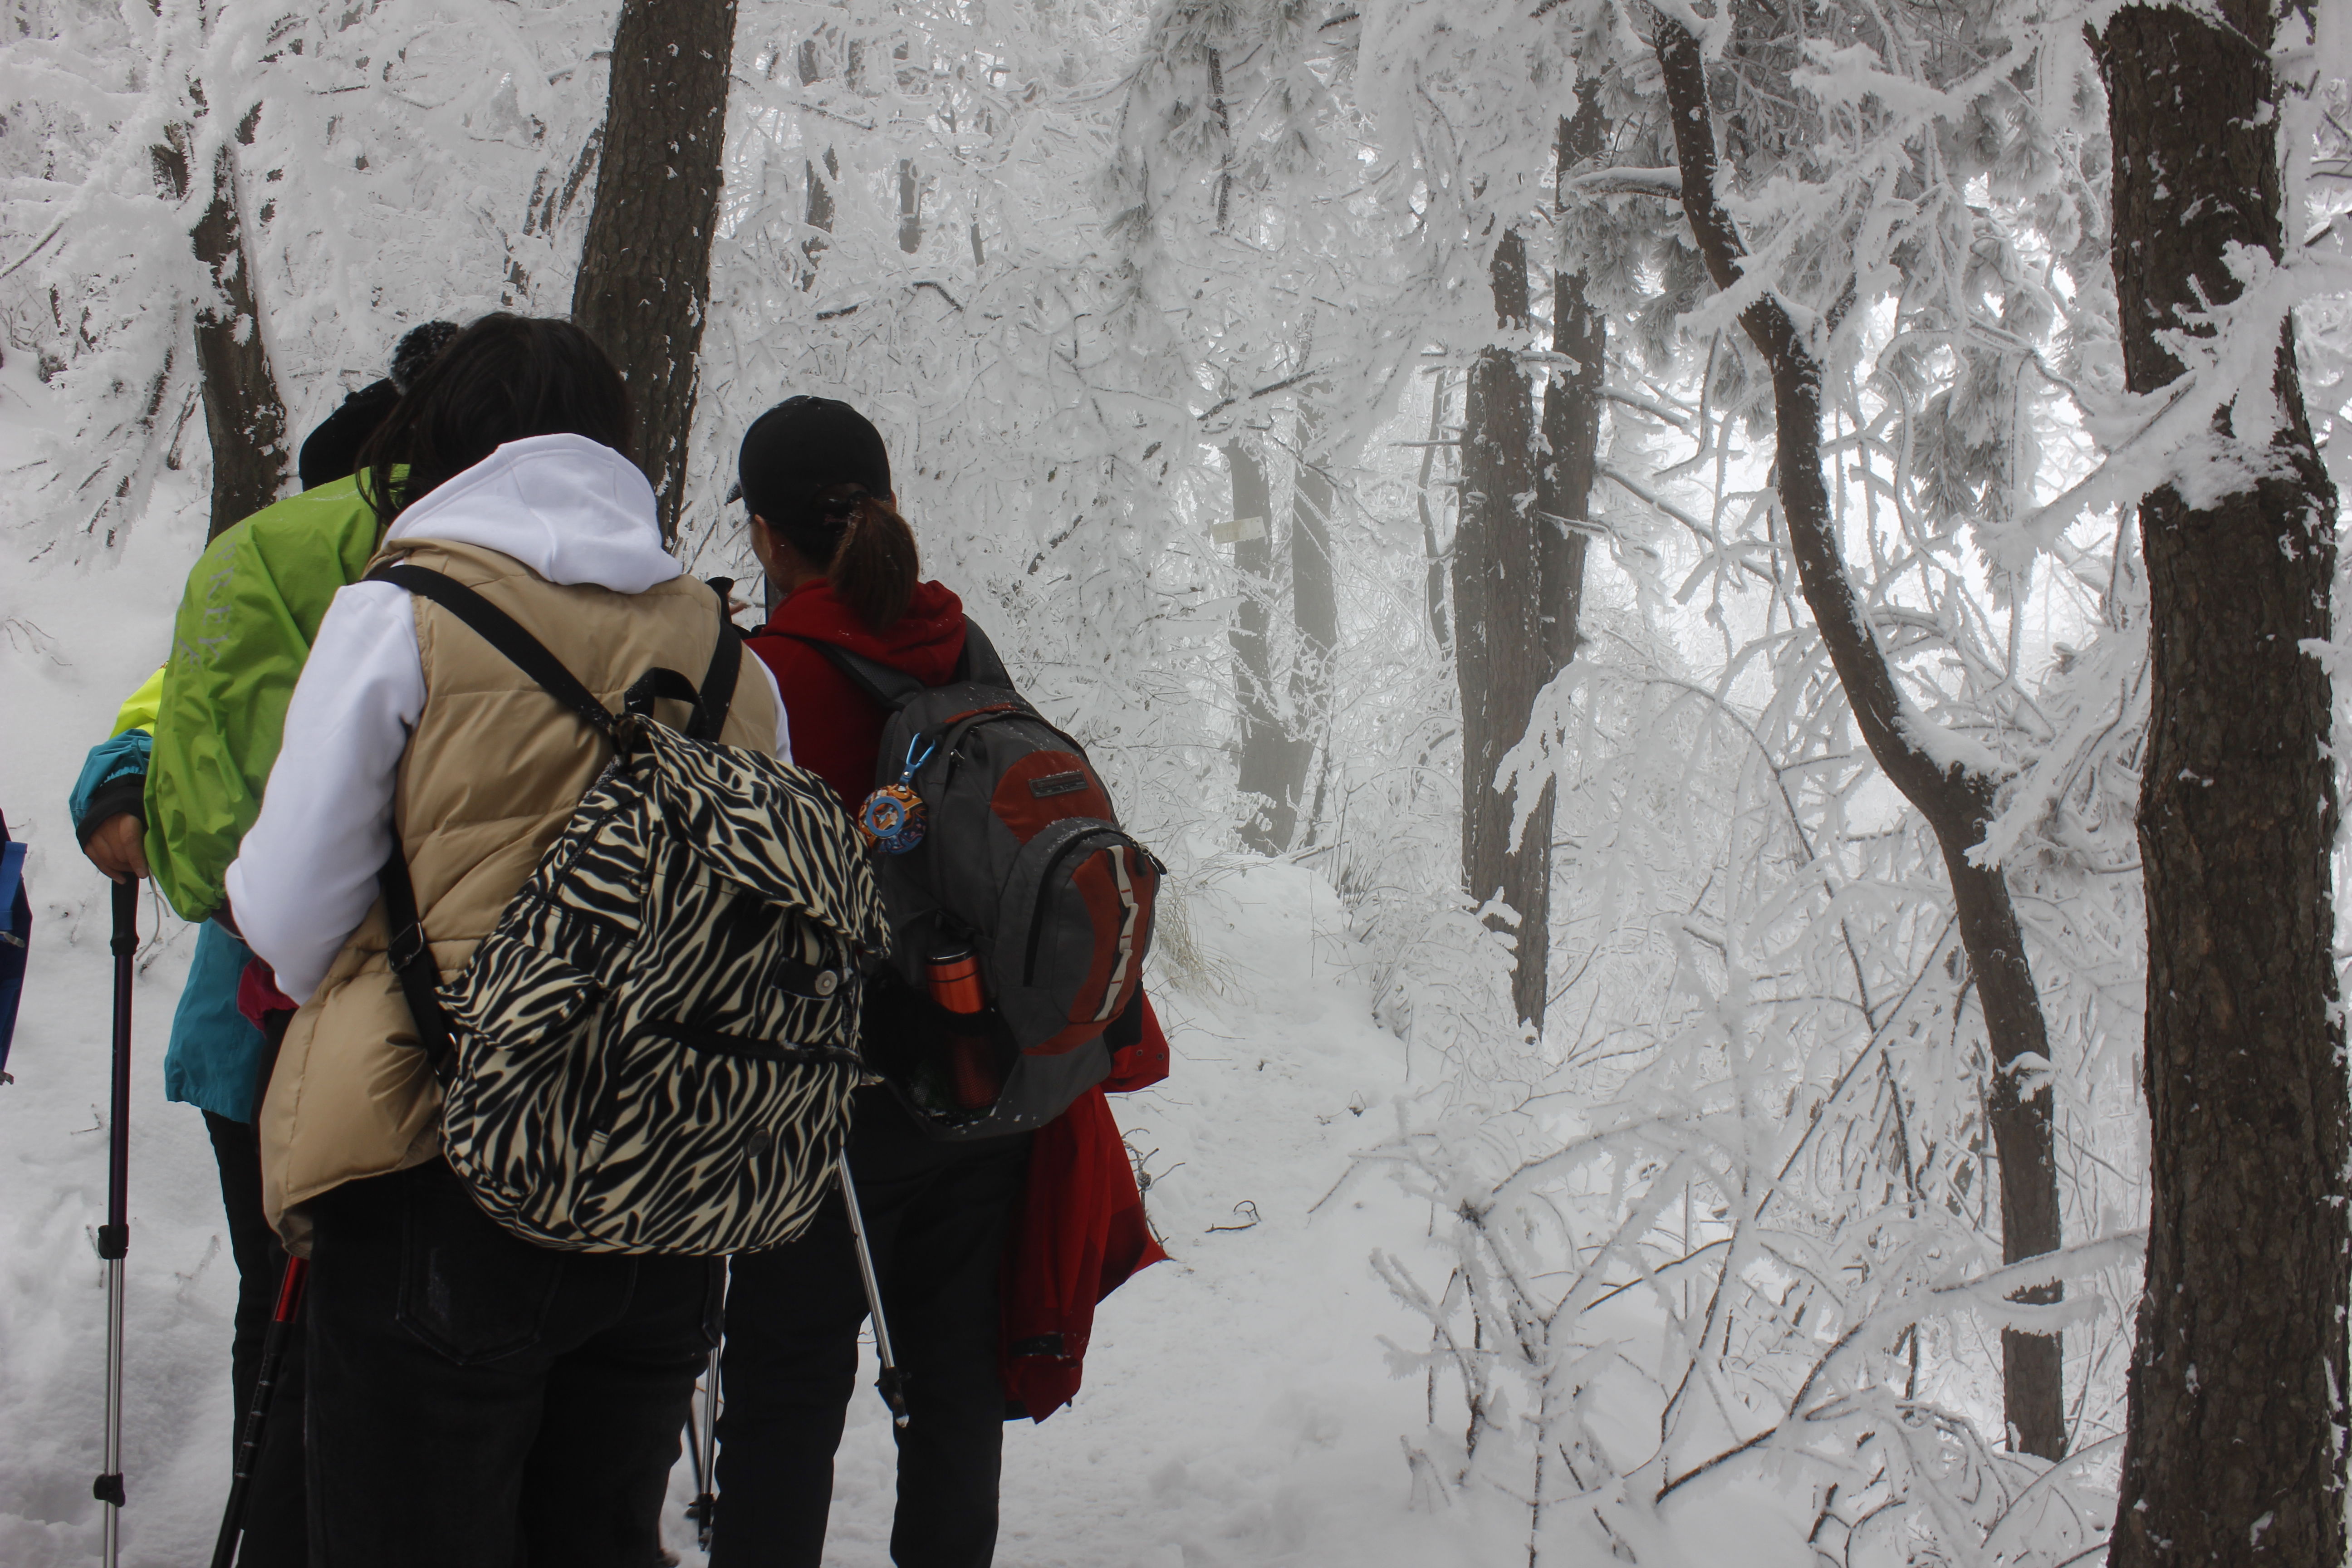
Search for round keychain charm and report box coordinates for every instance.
[858,784,928,854]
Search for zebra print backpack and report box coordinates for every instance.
[368,564,888,1257]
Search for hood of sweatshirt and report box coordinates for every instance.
[760,577,968,683]
[384,433,680,593]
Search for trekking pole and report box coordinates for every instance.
[208,1255,309,1568]
[683,1344,720,1550]
[94,877,137,1567]
[838,1164,910,1428]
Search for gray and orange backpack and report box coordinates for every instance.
[790,621,1164,1138]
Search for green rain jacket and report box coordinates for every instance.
[146,475,385,921]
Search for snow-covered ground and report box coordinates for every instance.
[0,475,1471,1565]
[787,863,1487,1568]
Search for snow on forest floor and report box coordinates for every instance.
[0,500,1488,1565]
[745,861,1492,1568]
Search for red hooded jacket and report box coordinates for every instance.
[745,579,1167,1421]
[747,577,968,809]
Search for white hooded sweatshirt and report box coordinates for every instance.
[225,434,788,1002]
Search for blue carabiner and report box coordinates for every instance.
[898,734,938,787]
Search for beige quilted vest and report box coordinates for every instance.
[260,538,775,1249]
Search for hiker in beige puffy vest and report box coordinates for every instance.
[225,315,789,1568]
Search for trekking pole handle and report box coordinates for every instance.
[102,880,137,1251]
[110,877,138,954]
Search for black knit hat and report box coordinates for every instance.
[294,320,463,490]
[388,320,460,394]
[738,397,893,561]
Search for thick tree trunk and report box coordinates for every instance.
[1651,15,2065,1459]
[1506,92,1611,1031]
[2097,5,2349,1560]
[154,127,288,539]
[571,0,737,542]
[1455,230,1552,1027]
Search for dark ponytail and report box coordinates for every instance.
[822,488,920,630]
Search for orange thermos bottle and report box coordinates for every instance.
[925,946,1002,1110]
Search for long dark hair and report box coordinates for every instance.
[357,314,632,523]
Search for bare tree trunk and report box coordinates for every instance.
[798,39,838,284]
[571,0,737,541]
[1651,15,2065,1459]
[1540,90,1603,676]
[1494,91,1612,1029]
[1288,415,1338,849]
[2095,4,2349,1559]
[1228,443,1290,854]
[1228,409,1335,854]
[1454,230,1552,1027]
[153,125,288,540]
[505,126,604,306]
[1417,370,1453,651]
[898,159,923,255]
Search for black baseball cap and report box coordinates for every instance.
[737,397,892,558]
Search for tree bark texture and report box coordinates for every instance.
[505,126,604,306]
[798,39,838,284]
[1288,412,1339,848]
[898,158,923,255]
[570,0,737,542]
[2097,5,2349,1560]
[154,126,288,540]
[1228,443,1290,854]
[1417,370,1453,651]
[1651,15,2065,1459]
[1455,230,1553,1028]
[1541,92,1605,676]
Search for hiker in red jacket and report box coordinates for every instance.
[711,398,1030,1568]
[713,397,1171,1568]
[712,399,1166,1568]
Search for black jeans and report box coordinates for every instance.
[303,1158,721,1568]
[204,1109,307,1567]
[711,1088,1033,1568]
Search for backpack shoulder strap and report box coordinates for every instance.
[368,564,617,742]
[377,824,455,1078]
[693,578,741,741]
[780,634,928,712]
[608,582,747,741]
[366,561,617,1078]
[779,616,1013,711]
[956,618,1013,687]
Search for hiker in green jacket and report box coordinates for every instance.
[65,318,453,1568]
[145,470,395,924]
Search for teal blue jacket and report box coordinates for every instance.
[69,679,266,1124]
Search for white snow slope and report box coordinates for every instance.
[0,460,1476,1566]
